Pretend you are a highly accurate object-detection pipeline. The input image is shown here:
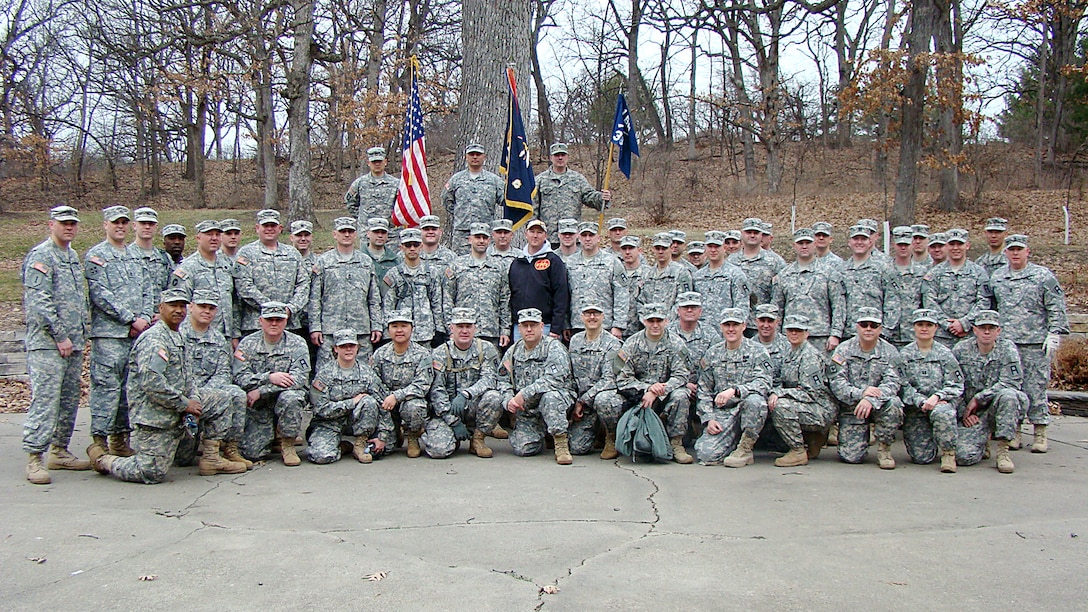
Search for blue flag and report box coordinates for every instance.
[499,68,536,230]
[610,93,639,178]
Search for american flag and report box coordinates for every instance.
[393,59,430,227]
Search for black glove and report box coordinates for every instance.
[451,422,470,441]
[450,393,468,418]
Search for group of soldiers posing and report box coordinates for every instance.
[20,142,1070,485]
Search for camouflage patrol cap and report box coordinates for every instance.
[848,225,870,238]
[580,303,605,313]
[558,218,579,234]
[160,287,190,304]
[1004,234,1028,249]
[549,143,569,155]
[704,230,726,245]
[103,206,131,222]
[465,143,486,154]
[290,220,313,235]
[256,209,281,225]
[857,218,879,234]
[450,307,477,324]
[161,224,187,237]
[400,228,423,244]
[793,228,815,243]
[191,289,219,306]
[619,236,641,248]
[892,226,913,245]
[856,306,882,324]
[368,217,390,232]
[578,221,599,235]
[928,232,948,246]
[469,222,491,236]
[911,224,931,238]
[742,218,763,232]
[652,233,672,248]
[195,220,222,233]
[759,221,773,235]
[687,241,705,254]
[911,308,939,324]
[719,308,747,324]
[132,207,157,223]
[782,314,811,331]
[607,217,627,230]
[517,308,543,324]
[334,217,357,231]
[984,217,1009,232]
[945,228,969,243]
[387,310,414,325]
[260,301,289,319]
[333,329,359,346]
[676,291,702,307]
[419,215,441,228]
[755,304,780,320]
[812,221,833,236]
[723,230,742,242]
[669,230,686,243]
[491,218,514,232]
[367,146,387,161]
[220,218,241,232]
[975,310,1001,326]
[639,302,668,321]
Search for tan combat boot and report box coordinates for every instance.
[877,441,896,469]
[803,430,827,460]
[600,431,618,460]
[26,453,51,485]
[221,441,253,470]
[775,446,809,467]
[352,436,374,463]
[939,449,957,473]
[490,425,509,440]
[108,433,135,457]
[198,440,247,476]
[1009,428,1022,450]
[723,433,756,468]
[826,423,839,446]
[983,439,991,460]
[553,433,573,465]
[470,430,493,458]
[279,434,301,466]
[1031,424,1048,453]
[405,431,422,458]
[47,445,91,470]
[670,437,694,464]
[92,452,116,475]
[995,440,1014,473]
[87,435,108,460]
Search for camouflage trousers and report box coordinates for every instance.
[394,398,428,433]
[315,337,374,374]
[1018,345,1050,425]
[622,388,690,441]
[568,390,624,455]
[902,402,957,464]
[419,418,457,459]
[837,397,904,464]
[464,390,504,434]
[89,337,133,436]
[955,389,1026,466]
[307,395,381,464]
[173,387,246,467]
[771,397,835,449]
[694,393,768,464]
[241,389,307,460]
[23,349,83,454]
[114,389,235,483]
[507,390,575,457]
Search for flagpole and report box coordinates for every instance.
[600,143,615,229]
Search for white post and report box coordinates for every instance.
[1064,206,1071,245]
[883,221,891,256]
[791,205,796,235]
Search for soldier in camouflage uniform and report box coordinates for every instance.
[769,315,835,467]
[22,206,92,484]
[667,292,721,411]
[556,218,581,261]
[307,329,392,464]
[446,223,512,347]
[288,220,317,341]
[670,230,698,275]
[84,206,152,461]
[219,218,243,262]
[840,225,901,341]
[889,226,928,347]
[371,311,443,458]
[91,289,246,483]
[429,308,505,458]
[441,144,505,253]
[171,220,238,342]
[898,309,965,472]
[828,307,904,468]
[695,230,749,334]
[911,225,932,268]
[417,215,457,270]
[233,209,310,335]
[989,234,1069,453]
[636,233,694,325]
[953,310,1027,473]
[722,230,742,257]
[130,207,173,310]
[927,232,948,267]
[501,308,577,464]
[772,228,846,353]
[309,217,384,369]
[568,304,624,458]
[533,143,611,243]
[728,218,786,329]
[605,217,628,253]
[363,217,400,299]
[693,308,773,467]
[686,241,706,270]
[812,222,843,268]
[616,303,694,464]
[976,217,1009,275]
[345,146,400,234]
[232,302,311,465]
[754,304,790,381]
[176,290,250,469]
[486,218,525,267]
[566,221,629,337]
[617,236,648,338]
[921,229,991,348]
[161,224,187,265]
[383,228,446,345]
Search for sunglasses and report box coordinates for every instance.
[858,321,882,329]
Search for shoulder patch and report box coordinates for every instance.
[384,275,393,286]
[445,267,454,279]
[31,262,50,275]
[156,348,170,363]
[922,273,933,281]
[311,378,327,392]
[433,359,445,371]
[88,256,106,267]
[172,267,188,278]
[831,353,845,365]
[236,256,250,266]
[617,350,629,362]
[233,349,246,362]
[534,259,551,271]
[312,265,320,274]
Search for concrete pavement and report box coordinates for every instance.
[3,411,1087,609]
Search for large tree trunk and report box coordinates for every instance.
[833,0,852,147]
[892,0,936,227]
[688,31,697,161]
[935,0,960,211]
[872,1,898,186]
[286,0,315,223]
[624,0,666,145]
[531,0,555,151]
[725,18,756,185]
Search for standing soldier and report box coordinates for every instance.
[288,220,316,343]
[772,227,846,353]
[232,302,311,465]
[533,142,611,243]
[729,218,786,328]
[84,206,151,461]
[976,217,1009,275]
[667,292,721,411]
[686,241,706,269]
[605,217,629,254]
[898,309,965,473]
[161,224,187,265]
[637,233,694,323]
[722,230,742,257]
[309,217,384,368]
[501,308,577,464]
[445,222,511,347]
[921,228,990,348]
[417,215,457,269]
[693,308,773,468]
[989,234,1069,452]
[345,146,400,233]
[363,217,400,298]
[840,224,901,341]
[90,288,246,483]
[233,209,310,337]
[429,308,505,458]
[754,304,790,381]
[441,143,505,254]
[130,207,173,308]
[694,230,749,334]
[22,206,92,484]
[769,315,835,467]
[568,304,624,458]
[911,225,932,267]
[172,220,238,342]
[486,218,525,267]
[617,236,648,338]
[670,231,697,275]
[556,218,581,261]
[371,311,439,458]
[927,232,948,267]
[889,226,928,348]
[383,228,446,346]
[812,222,843,268]
[307,329,392,464]
[616,303,694,464]
[565,221,629,338]
[219,218,243,261]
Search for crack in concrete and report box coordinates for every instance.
[154,472,251,519]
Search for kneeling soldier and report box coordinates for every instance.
[371,310,442,458]
[568,303,625,458]
[770,315,835,466]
